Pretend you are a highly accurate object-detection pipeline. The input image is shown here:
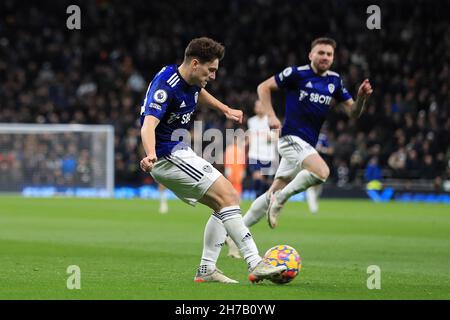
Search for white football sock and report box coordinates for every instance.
[159,188,168,213]
[214,206,262,270]
[277,170,324,204]
[306,187,318,213]
[200,215,227,269]
[242,192,269,227]
[160,188,167,202]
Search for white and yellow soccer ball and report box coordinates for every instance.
[263,245,302,284]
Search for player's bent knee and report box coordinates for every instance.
[213,179,240,207]
[314,166,329,182]
[215,193,239,210]
[222,188,240,206]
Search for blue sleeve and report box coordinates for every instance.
[141,79,173,120]
[274,66,302,90]
[333,78,352,103]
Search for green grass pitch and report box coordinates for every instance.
[0,196,449,299]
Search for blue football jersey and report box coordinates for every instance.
[274,64,352,147]
[140,64,201,158]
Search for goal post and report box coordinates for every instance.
[0,123,114,197]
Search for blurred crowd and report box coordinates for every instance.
[0,131,103,191]
[0,0,448,190]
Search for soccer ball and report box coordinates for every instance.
[263,245,301,284]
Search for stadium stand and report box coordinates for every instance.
[0,0,448,192]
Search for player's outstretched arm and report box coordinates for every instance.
[341,79,373,119]
[140,115,160,172]
[198,89,243,124]
[257,77,281,130]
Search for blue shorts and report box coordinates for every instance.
[248,159,273,174]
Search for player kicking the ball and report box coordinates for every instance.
[139,37,286,284]
[240,37,373,230]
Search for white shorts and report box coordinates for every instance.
[274,135,318,180]
[150,147,222,206]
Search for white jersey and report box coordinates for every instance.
[247,115,276,162]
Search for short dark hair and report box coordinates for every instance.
[184,37,225,63]
[311,37,337,50]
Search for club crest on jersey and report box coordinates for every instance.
[202,165,212,173]
[153,89,168,103]
[328,83,335,94]
[282,67,293,77]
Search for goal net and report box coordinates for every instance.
[0,123,114,197]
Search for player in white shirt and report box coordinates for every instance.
[247,100,277,197]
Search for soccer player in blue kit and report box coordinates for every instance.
[241,37,373,229]
[139,37,286,283]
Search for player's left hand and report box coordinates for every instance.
[224,108,243,124]
[140,154,157,173]
[268,114,282,131]
[357,79,373,99]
